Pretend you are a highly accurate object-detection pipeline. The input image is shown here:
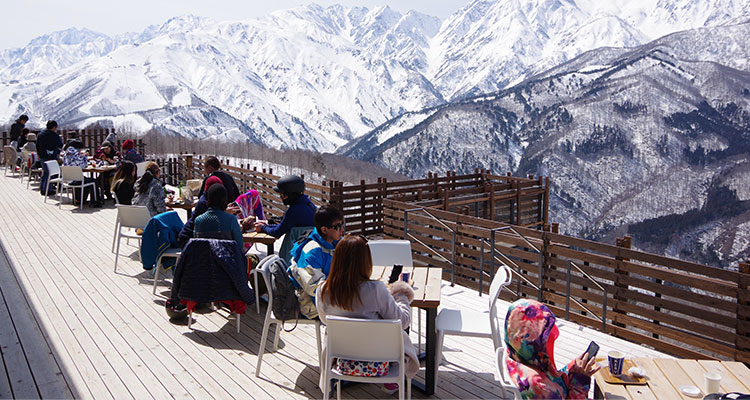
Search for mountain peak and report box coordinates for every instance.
[27,27,110,47]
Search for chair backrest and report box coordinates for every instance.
[279,225,314,264]
[116,205,152,229]
[136,161,149,177]
[60,166,84,181]
[4,146,17,164]
[325,315,404,363]
[44,160,61,177]
[489,264,513,351]
[256,255,285,319]
[368,240,413,268]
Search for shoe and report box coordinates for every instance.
[381,383,398,395]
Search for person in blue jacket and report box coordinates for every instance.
[254,175,316,237]
[287,206,345,319]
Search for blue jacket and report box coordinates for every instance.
[289,228,338,288]
[261,194,316,238]
[140,211,184,270]
[194,207,244,250]
[177,194,208,248]
[36,129,63,161]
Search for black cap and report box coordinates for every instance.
[274,174,305,195]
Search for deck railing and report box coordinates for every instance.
[0,129,145,155]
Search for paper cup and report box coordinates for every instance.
[608,351,625,376]
[401,272,411,283]
[704,371,721,394]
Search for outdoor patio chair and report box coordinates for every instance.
[254,255,322,377]
[368,240,422,348]
[321,316,411,400]
[20,152,41,187]
[136,161,148,177]
[42,160,62,204]
[152,248,182,295]
[494,347,521,399]
[112,205,151,273]
[488,266,522,399]
[3,146,18,176]
[58,166,97,210]
[434,263,513,393]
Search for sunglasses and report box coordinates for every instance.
[328,223,344,230]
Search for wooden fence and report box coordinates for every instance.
[1,128,145,155]
[149,155,550,233]
[382,198,750,362]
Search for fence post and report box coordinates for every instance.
[737,262,750,362]
[612,236,631,335]
[185,155,193,179]
[360,180,366,235]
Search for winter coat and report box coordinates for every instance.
[235,189,264,220]
[505,299,591,399]
[62,147,87,168]
[133,178,168,217]
[193,207,244,250]
[112,180,135,205]
[177,194,209,248]
[140,211,184,270]
[197,170,240,202]
[122,148,144,164]
[9,121,24,142]
[287,228,338,319]
[36,129,63,161]
[170,238,255,307]
[261,194,316,238]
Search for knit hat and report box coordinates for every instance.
[101,141,114,148]
[205,176,222,191]
[122,139,135,150]
[26,133,36,142]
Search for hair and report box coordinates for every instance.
[135,162,160,194]
[68,131,78,138]
[18,114,28,122]
[69,140,84,149]
[320,234,373,311]
[46,120,57,130]
[206,184,228,210]
[314,206,344,231]
[21,128,29,135]
[205,156,221,170]
[113,161,136,185]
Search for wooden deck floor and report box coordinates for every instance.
[0,172,669,399]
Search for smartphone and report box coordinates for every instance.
[388,264,404,284]
[584,341,600,359]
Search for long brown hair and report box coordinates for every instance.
[113,161,136,185]
[135,162,160,194]
[321,234,373,311]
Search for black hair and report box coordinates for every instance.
[113,161,136,185]
[314,206,344,231]
[205,156,221,170]
[69,140,84,149]
[206,183,228,210]
[46,120,57,130]
[18,115,28,122]
[135,170,155,194]
[21,128,29,135]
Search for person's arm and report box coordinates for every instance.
[260,209,296,238]
[254,198,265,220]
[151,184,168,214]
[377,281,413,330]
[561,354,598,399]
[230,214,244,250]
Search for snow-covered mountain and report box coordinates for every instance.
[2,1,748,150]
[340,22,750,269]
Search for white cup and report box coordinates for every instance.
[704,371,721,394]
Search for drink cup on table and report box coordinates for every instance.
[607,351,625,376]
[704,371,721,394]
[401,271,411,284]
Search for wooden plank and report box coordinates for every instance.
[424,266,443,307]
[409,265,428,304]
[696,360,749,393]
[654,358,705,399]
[0,286,39,399]
[722,361,750,391]
[634,358,682,400]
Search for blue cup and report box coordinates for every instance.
[401,272,411,283]
[608,351,625,376]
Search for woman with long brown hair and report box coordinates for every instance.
[133,161,167,216]
[316,234,419,388]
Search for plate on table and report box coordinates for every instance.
[595,358,648,385]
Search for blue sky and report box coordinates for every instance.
[1,0,469,50]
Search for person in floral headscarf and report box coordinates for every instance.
[504,299,600,399]
[235,189,264,231]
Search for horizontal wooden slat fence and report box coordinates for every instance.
[383,198,750,363]
[1,129,145,155]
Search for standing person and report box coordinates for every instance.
[254,175,316,238]
[37,120,63,196]
[133,162,167,216]
[316,234,419,389]
[193,183,244,250]
[121,139,144,164]
[196,156,240,201]
[9,114,28,144]
[112,161,137,205]
[288,206,345,319]
[504,299,600,399]
[62,140,101,206]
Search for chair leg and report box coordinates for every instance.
[434,331,445,389]
[336,379,341,400]
[399,376,404,400]
[253,271,260,314]
[406,376,412,400]
[272,322,282,351]
[236,313,241,334]
[114,234,122,273]
[315,323,323,370]
[322,369,329,400]
[187,310,193,329]
[256,320,272,377]
[80,186,84,210]
[111,222,119,253]
[418,309,422,351]
[152,263,161,295]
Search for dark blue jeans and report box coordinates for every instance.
[40,160,55,195]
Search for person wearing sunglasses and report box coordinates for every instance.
[288,206,345,319]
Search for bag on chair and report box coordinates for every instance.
[268,258,300,330]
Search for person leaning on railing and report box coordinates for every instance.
[112,161,136,205]
[504,299,600,399]
[133,162,167,217]
[315,234,419,393]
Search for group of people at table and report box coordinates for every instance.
[9,116,601,398]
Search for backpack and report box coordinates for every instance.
[268,257,300,331]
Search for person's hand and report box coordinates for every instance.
[226,205,240,215]
[241,217,256,231]
[569,353,600,377]
[254,220,267,233]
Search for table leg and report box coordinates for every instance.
[266,243,274,255]
[186,209,192,219]
[411,307,437,395]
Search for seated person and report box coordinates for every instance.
[316,234,418,385]
[177,176,223,248]
[255,175,316,238]
[21,133,39,169]
[235,189,264,231]
[196,156,240,201]
[133,162,167,216]
[95,141,120,200]
[193,183,243,250]
[121,139,144,164]
[288,206,344,319]
[504,299,600,399]
[62,140,101,206]
[112,161,137,204]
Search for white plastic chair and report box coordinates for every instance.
[58,166,97,210]
[488,266,522,399]
[368,240,422,349]
[3,146,18,176]
[112,205,151,273]
[434,264,513,393]
[254,255,322,377]
[152,248,182,295]
[136,161,149,177]
[322,316,411,400]
[43,160,62,204]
